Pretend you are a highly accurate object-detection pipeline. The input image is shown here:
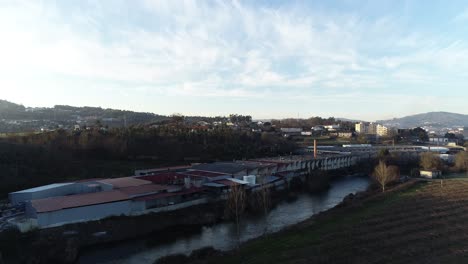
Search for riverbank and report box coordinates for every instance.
[185,178,468,264]
[0,167,368,264]
[78,175,370,264]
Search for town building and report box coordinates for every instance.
[355,122,368,134]
[355,122,390,136]
[376,124,390,136]
[324,124,340,131]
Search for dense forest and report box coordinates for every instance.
[0,126,296,197]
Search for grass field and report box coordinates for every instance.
[205,179,468,264]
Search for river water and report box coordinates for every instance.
[78,175,370,264]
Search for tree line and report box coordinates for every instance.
[0,126,296,197]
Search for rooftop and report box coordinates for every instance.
[138,172,185,184]
[97,177,152,188]
[11,183,74,194]
[135,165,191,174]
[181,170,229,177]
[191,162,249,174]
[31,190,129,213]
[236,161,277,168]
[134,187,206,201]
[215,178,249,187]
[118,184,171,196]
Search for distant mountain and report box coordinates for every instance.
[0,99,224,133]
[336,117,367,123]
[377,112,468,129]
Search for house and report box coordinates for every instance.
[280,128,303,136]
[324,125,340,131]
[338,132,353,138]
[420,170,442,179]
[429,137,448,144]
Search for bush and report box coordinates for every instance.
[154,254,189,264]
[0,228,21,259]
[189,247,221,259]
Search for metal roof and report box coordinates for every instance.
[263,176,281,183]
[31,191,129,213]
[135,165,191,175]
[215,180,240,187]
[191,162,249,174]
[138,172,185,184]
[118,184,170,196]
[203,182,226,188]
[135,187,206,201]
[226,178,250,185]
[181,170,229,177]
[97,177,152,188]
[11,183,74,194]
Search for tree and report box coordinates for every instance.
[255,176,271,234]
[372,160,398,192]
[378,149,390,161]
[170,114,185,128]
[455,151,468,173]
[412,127,429,142]
[420,152,443,171]
[226,184,246,246]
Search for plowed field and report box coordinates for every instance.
[207,179,468,264]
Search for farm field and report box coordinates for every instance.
[204,179,468,264]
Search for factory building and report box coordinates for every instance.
[9,181,111,206]
[27,190,132,227]
[9,152,362,230]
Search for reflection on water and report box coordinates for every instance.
[78,175,370,264]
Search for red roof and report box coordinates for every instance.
[138,172,185,184]
[119,184,170,196]
[135,187,206,201]
[181,170,228,178]
[97,177,152,188]
[32,191,129,213]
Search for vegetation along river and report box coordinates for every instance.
[78,175,371,264]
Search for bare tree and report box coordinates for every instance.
[256,176,271,234]
[227,184,246,246]
[455,151,468,174]
[420,152,443,171]
[372,160,398,192]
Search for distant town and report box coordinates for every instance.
[2,99,468,263]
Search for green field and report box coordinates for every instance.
[204,179,468,264]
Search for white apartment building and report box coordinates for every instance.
[355,122,390,136]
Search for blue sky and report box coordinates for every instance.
[1,0,468,121]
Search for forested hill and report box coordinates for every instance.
[378,112,468,128]
[0,99,224,133]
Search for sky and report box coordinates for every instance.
[1,0,468,121]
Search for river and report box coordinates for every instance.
[78,175,370,264]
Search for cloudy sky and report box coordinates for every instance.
[1,0,468,121]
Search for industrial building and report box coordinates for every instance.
[8,151,367,230]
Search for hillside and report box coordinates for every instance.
[377,112,468,129]
[0,100,223,133]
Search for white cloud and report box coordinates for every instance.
[0,1,468,119]
[454,8,468,22]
